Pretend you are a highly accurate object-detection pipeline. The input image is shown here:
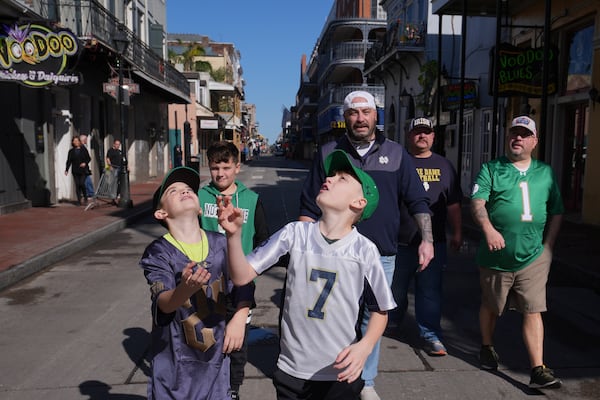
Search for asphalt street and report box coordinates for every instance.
[0,155,598,400]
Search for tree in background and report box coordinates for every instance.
[168,40,230,83]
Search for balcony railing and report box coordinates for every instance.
[364,20,426,72]
[318,41,375,81]
[390,20,426,47]
[31,0,189,98]
[331,41,370,62]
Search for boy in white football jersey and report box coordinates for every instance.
[218,150,396,400]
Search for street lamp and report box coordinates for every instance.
[113,27,132,208]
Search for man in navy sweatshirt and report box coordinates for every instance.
[299,91,433,400]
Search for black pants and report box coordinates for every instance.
[226,282,255,392]
[73,174,88,203]
[273,368,364,400]
[229,320,250,391]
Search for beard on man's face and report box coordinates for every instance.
[347,123,375,143]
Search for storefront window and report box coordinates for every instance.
[566,25,593,93]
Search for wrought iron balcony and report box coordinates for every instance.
[387,19,426,48]
[30,0,189,98]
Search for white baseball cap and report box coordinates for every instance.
[510,116,537,137]
[343,91,376,112]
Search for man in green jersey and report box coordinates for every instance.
[471,116,563,389]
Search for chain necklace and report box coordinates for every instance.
[169,230,209,272]
[219,185,239,207]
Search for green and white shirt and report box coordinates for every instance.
[199,180,267,255]
[471,156,564,271]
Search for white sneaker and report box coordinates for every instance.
[361,386,381,400]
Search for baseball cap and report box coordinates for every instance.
[153,166,200,211]
[409,117,434,132]
[510,116,537,137]
[343,91,376,112]
[323,150,379,221]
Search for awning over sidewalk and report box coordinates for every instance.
[133,69,191,104]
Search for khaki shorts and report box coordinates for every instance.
[479,248,552,315]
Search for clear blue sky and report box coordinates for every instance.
[166,1,334,144]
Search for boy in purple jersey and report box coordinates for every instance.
[471,116,563,389]
[140,166,254,400]
[219,150,396,400]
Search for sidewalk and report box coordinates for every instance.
[0,171,209,292]
[1,172,599,293]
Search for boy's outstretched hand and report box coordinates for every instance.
[182,261,210,288]
[217,195,243,235]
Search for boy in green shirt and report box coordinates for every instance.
[199,141,269,399]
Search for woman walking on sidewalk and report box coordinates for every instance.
[65,136,91,206]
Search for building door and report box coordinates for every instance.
[0,83,27,209]
[562,103,588,212]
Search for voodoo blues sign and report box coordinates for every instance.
[489,43,558,97]
[0,23,80,87]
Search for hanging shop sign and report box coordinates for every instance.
[0,23,80,87]
[490,43,558,97]
[441,82,478,111]
[103,77,140,102]
[200,119,219,130]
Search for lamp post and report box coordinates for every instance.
[183,120,192,167]
[113,27,132,208]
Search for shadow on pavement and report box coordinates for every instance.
[79,380,145,400]
[122,327,152,378]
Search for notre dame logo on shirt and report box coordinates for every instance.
[204,203,249,223]
[416,168,441,192]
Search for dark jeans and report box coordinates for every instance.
[112,167,122,197]
[84,175,94,197]
[392,242,447,342]
[73,174,88,203]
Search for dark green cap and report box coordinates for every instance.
[153,166,200,211]
[324,150,379,221]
